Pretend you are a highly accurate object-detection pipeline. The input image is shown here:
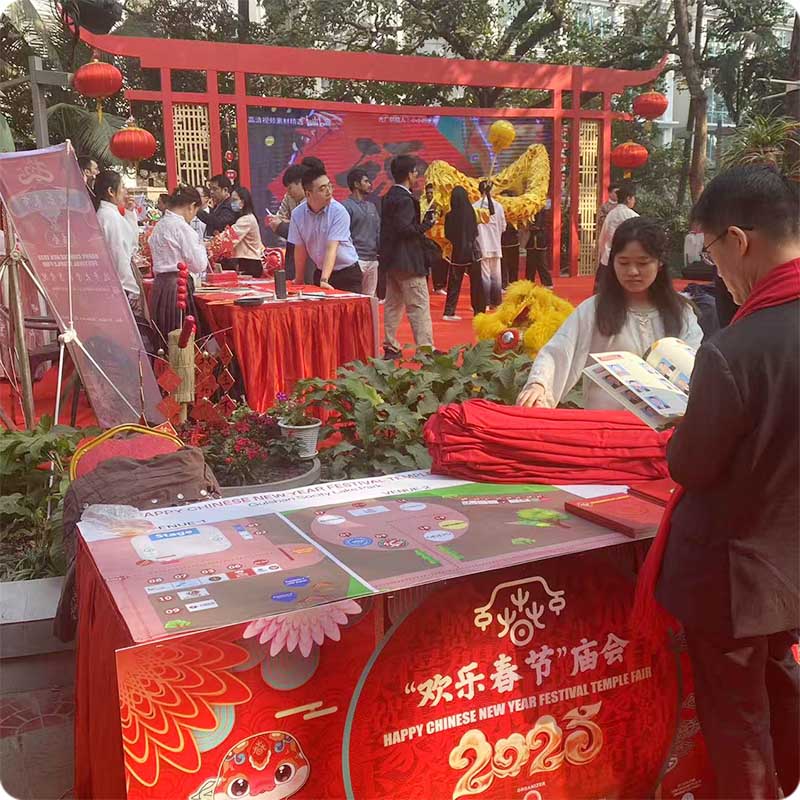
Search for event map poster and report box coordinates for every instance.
[247,108,553,242]
[82,477,657,643]
[116,548,714,800]
[0,144,163,426]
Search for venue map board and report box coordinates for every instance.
[80,472,645,643]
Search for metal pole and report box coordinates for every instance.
[6,226,35,428]
[29,55,49,149]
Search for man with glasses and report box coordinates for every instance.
[289,165,363,293]
[655,164,800,799]
[378,154,437,359]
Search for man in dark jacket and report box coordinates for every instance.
[379,155,436,359]
[197,173,238,270]
[656,165,800,799]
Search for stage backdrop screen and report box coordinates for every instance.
[247,107,553,243]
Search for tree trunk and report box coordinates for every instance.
[785,14,800,174]
[674,0,707,201]
[677,96,694,207]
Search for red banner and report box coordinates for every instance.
[117,548,713,799]
[0,144,163,427]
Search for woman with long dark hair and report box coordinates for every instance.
[230,186,264,277]
[148,185,208,345]
[94,169,142,313]
[474,179,506,307]
[518,217,703,408]
[443,186,485,319]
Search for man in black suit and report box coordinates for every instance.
[197,173,238,270]
[379,155,437,359]
[656,165,800,799]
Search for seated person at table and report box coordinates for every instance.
[288,165,363,293]
[517,218,703,409]
[148,185,208,345]
[230,186,264,278]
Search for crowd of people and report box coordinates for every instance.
[81,150,563,359]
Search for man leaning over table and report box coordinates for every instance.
[288,165,363,294]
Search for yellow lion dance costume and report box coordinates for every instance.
[473,281,574,358]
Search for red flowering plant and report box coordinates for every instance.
[176,405,304,487]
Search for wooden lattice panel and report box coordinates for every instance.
[173,104,211,189]
[578,120,600,276]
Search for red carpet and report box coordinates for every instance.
[1,274,694,428]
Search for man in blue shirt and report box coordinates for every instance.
[288,166,363,293]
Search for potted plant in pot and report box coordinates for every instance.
[272,392,322,459]
[177,407,320,497]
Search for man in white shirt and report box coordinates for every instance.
[474,180,507,307]
[595,186,638,290]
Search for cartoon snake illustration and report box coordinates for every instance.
[190,732,310,800]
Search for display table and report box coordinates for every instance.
[194,284,378,412]
[73,472,713,800]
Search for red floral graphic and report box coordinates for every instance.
[117,630,252,788]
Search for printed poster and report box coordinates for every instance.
[116,548,715,799]
[0,143,163,426]
[79,473,658,643]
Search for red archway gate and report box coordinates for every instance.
[80,30,664,277]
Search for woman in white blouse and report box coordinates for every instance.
[147,185,208,344]
[474,180,507,308]
[230,186,264,277]
[94,170,141,314]
[518,217,703,410]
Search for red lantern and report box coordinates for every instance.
[611,141,649,178]
[225,169,237,182]
[110,124,157,164]
[224,150,234,163]
[633,91,669,121]
[72,56,123,122]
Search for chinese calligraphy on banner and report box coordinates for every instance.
[117,548,714,800]
[0,144,163,427]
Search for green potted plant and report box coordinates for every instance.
[177,406,319,496]
[272,392,322,459]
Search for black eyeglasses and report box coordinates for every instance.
[701,226,754,258]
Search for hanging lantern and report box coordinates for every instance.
[72,55,123,123]
[110,123,157,166]
[225,168,238,182]
[632,91,669,121]
[224,150,235,163]
[611,141,649,179]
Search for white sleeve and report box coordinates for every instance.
[98,209,137,293]
[679,301,705,349]
[523,299,596,406]
[180,222,209,274]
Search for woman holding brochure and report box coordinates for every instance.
[518,218,703,409]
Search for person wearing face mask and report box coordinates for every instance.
[517,217,702,409]
[229,186,264,277]
[147,185,209,344]
[94,169,142,315]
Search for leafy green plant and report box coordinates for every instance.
[293,341,531,480]
[0,418,96,581]
[722,114,800,177]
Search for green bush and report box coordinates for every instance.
[292,341,531,480]
[0,418,96,581]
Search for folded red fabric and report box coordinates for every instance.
[423,399,671,484]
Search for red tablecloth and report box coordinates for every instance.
[74,540,131,799]
[195,288,377,412]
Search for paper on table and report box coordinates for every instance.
[553,484,629,499]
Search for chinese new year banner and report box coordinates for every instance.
[247,108,553,241]
[117,548,714,800]
[0,144,163,426]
